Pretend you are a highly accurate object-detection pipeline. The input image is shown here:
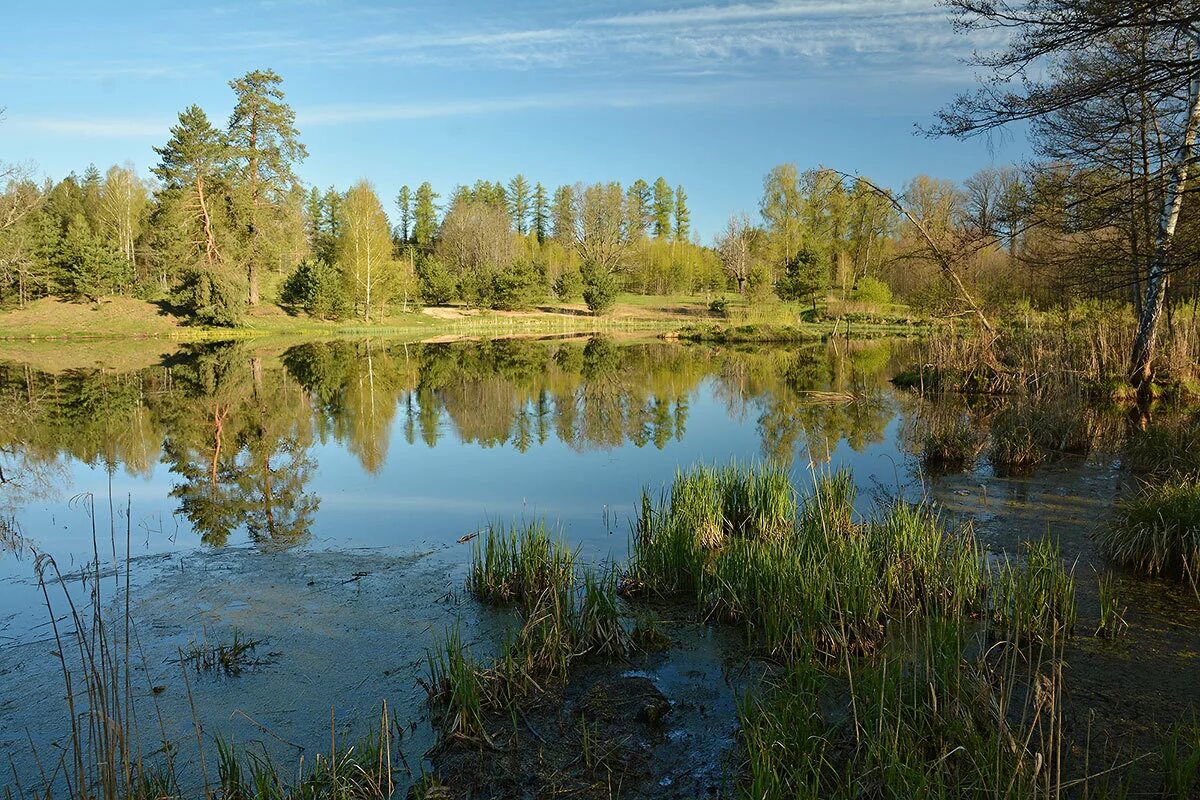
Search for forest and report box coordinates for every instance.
[0,0,1196,394]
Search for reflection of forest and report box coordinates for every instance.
[0,336,904,547]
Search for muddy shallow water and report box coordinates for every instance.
[0,335,1197,794]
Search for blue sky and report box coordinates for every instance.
[0,0,1027,239]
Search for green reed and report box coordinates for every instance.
[1095,571,1128,639]
[468,520,576,608]
[989,536,1077,641]
[1099,477,1200,583]
[633,466,986,660]
[920,413,985,472]
[737,620,1069,799]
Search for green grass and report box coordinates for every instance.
[467,520,576,609]
[1099,477,1200,582]
[630,465,987,660]
[989,536,1077,641]
[919,413,985,472]
[1095,571,1128,639]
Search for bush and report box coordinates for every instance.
[489,261,545,310]
[174,267,246,327]
[552,269,582,301]
[851,276,893,305]
[581,265,619,314]
[280,258,347,319]
[709,297,730,318]
[417,257,458,306]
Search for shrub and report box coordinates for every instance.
[552,269,583,301]
[851,276,893,305]
[417,257,458,306]
[581,264,619,314]
[709,297,729,318]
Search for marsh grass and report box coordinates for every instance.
[425,627,489,744]
[468,520,575,608]
[632,466,986,660]
[919,412,986,472]
[1160,720,1200,799]
[180,628,265,675]
[1099,477,1200,583]
[737,620,1071,799]
[1095,572,1129,639]
[989,537,1077,641]
[1124,414,1200,477]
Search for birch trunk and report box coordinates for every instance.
[1130,39,1200,390]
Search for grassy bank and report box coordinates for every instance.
[0,294,931,345]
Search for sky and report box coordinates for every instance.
[0,0,1029,239]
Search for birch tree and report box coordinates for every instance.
[339,181,395,323]
[933,0,1200,390]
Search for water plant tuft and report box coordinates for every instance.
[1099,477,1200,583]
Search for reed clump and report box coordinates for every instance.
[919,413,985,472]
[738,621,1067,799]
[1099,477,1200,583]
[468,520,575,608]
[429,521,634,746]
[1095,572,1128,639]
[989,536,1077,641]
[1124,414,1200,477]
[631,467,986,660]
[180,628,265,675]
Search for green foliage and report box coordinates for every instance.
[580,264,619,314]
[775,246,826,305]
[280,257,347,319]
[1100,477,1200,580]
[552,268,582,301]
[990,537,1077,640]
[487,260,545,310]
[417,257,457,306]
[851,276,893,305]
[174,265,246,326]
[59,216,132,301]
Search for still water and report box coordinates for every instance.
[0,336,913,585]
[2,334,1198,794]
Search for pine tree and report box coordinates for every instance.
[651,177,673,239]
[673,185,690,242]
[532,182,549,242]
[153,104,228,277]
[626,178,650,239]
[507,174,531,234]
[396,185,412,242]
[412,182,439,249]
[551,184,576,242]
[226,68,307,306]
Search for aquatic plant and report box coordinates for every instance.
[1161,720,1200,799]
[180,628,265,675]
[1095,572,1128,639]
[576,566,629,658]
[919,412,985,472]
[468,520,576,608]
[633,466,985,660]
[990,536,1077,640]
[1124,414,1200,477]
[737,621,1068,799]
[425,626,489,744]
[1099,477,1200,582]
[988,407,1046,475]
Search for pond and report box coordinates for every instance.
[0,334,1196,796]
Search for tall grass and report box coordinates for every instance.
[737,620,1071,799]
[1099,477,1200,584]
[631,466,986,660]
[989,536,1077,640]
